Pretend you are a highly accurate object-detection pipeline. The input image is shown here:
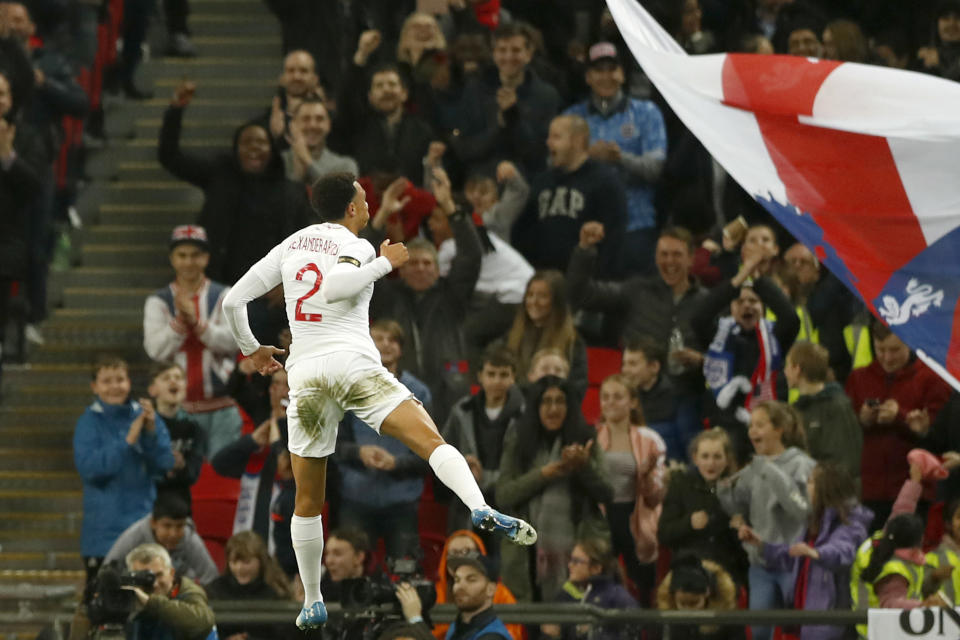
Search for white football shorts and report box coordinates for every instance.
[285,352,414,458]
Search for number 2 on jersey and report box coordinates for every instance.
[295,263,323,322]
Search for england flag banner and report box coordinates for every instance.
[607,0,960,389]
[868,608,960,640]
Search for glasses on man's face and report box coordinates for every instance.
[568,555,591,566]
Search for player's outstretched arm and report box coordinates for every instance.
[222,247,283,356]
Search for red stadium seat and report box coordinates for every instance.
[204,538,226,572]
[586,347,621,386]
[582,386,601,425]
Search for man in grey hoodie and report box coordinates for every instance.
[104,493,219,586]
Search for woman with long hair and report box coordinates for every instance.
[205,530,297,639]
[741,463,872,640]
[659,428,748,585]
[594,374,666,605]
[504,271,587,398]
[718,400,816,640]
[496,376,612,601]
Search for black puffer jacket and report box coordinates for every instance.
[0,123,43,279]
[658,466,748,584]
[369,214,481,424]
[158,106,314,283]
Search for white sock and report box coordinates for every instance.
[429,443,487,512]
[291,514,324,607]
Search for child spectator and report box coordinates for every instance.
[270,448,297,577]
[527,348,571,385]
[432,530,524,640]
[442,346,525,531]
[785,342,862,488]
[103,493,219,586]
[850,456,959,638]
[334,320,431,558]
[659,428,748,586]
[504,271,588,399]
[927,493,960,604]
[621,334,688,462]
[212,370,289,542]
[657,554,743,640]
[73,356,175,583]
[595,373,666,605]
[742,463,872,640]
[541,536,637,640]
[496,376,612,602]
[148,362,206,510]
[718,400,815,640]
[206,530,297,640]
[465,162,530,242]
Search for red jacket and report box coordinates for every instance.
[845,360,949,502]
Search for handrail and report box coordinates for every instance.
[15,601,874,630]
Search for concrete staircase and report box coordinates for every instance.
[0,2,280,636]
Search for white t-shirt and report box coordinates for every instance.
[222,223,392,370]
[437,231,533,304]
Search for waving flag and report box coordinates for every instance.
[606,0,960,389]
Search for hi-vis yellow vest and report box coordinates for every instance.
[844,323,873,371]
[851,535,924,639]
[926,546,960,605]
[766,305,817,405]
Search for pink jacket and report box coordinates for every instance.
[596,423,667,563]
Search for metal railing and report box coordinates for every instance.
[2,600,871,630]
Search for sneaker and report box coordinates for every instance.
[296,601,328,629]
[471,506,537,545]
[24,324,44,346]
[167,33,197,57]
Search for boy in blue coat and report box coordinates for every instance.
[73,356,175,584]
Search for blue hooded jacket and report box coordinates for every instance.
[73,400,175,557]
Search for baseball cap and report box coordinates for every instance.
[447,553,499,583]
[588,42,620,67]
[169,225,209,250]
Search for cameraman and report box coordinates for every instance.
[70,543,215,640]
[396,555,511,640]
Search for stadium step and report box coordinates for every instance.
[95,203,196,227]
[0,491,82,513]
[0,473,81,491]
[0,449,75,472]
[0,0,282,589]
[0,552,83,571]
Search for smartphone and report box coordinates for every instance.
[866,398,881,408]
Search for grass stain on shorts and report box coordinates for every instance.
[296,372,400,437]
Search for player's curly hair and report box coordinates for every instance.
[311,172,357,222]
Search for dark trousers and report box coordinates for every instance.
[121,0,156,82]
[606,501,655,606]
[84,556,104,587]
[163,0,189,35]
[339,500,419,561]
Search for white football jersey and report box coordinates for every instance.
[240,223,387,369]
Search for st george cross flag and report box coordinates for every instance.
[606,0,960,389]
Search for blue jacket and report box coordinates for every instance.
[74,400,175,557]
[335,372,432,509]
[565,94,667,231]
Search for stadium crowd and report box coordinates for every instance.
[5,0,960,638]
